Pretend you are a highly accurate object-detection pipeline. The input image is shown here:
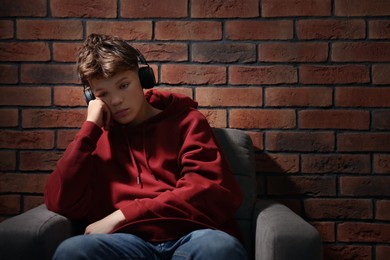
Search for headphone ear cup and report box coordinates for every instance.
[84,88,96,104]
[139,67,156,89]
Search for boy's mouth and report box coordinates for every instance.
[114,108,129,118]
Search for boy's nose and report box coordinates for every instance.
[111,95,123,106]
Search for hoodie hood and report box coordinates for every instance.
[145,89,198,121]
[110,89,199,130]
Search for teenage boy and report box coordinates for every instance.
[45,34,247,259]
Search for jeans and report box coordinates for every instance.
[52,229,248,260]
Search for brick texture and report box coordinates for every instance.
[51,0,117,18]
[1,1,389,258]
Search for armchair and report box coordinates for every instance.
[0,128,322,260]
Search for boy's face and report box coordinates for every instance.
[89,69,147,125]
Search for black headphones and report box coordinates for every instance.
[82,47,156,104]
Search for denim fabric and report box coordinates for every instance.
[52,229,248,260]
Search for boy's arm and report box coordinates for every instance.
[44,121,103,219]
[45,99,108,219]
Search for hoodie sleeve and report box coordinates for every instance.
[120,113,243,228]
[44,121,103,219]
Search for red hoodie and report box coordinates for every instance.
[44,89,243,242]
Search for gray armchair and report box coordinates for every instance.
[0,128,322,260]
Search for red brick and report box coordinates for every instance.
[0,109,18,127]
[230,109,296,129]
[51,0,117,18]
[122,0,187,18]
[336,87,390,107]
[19,151,63,171]
[21,64,79,84]
[268,176,336,196]
[246,131,264,151]
[369,20,390,39]
[267,131,334,152]
[196,87,262,107]
[53,42,81,62]
[132,43,188,62]
[265,87,332,107]
[0,64,18,84]
[302,154,370,174]
[0,20,13,39]
[226,20,293,40]
[192,43,256,63]
[332,42,390,62]
[0,0,46,17]
[374,154,390,174]
[376,200,390,221]
[0,151,16,171]
[23,196,44,211]
[305,199,372,219]
[0,130,54,149]
[323,245,372,260]
[373,64,390,85]
[229,66,297,85]
[311,222,335,242]
[199,109,227,128]
[0,173,48,193]
[340,176,390,196]
[155,87,193,98]
[22,109,86,128]
[0,87,51,106]
[86,21,152,40]
[161,64,226,85]
[339,133,390,152]
[192,0,258,18]
[256,153,299,174]
[155,21,221,40]
[373,111,390,130]
[335,0,390,16]
[54,86,85,107]
[57,130,78,149]
[0,42,50,61]
[0,195,20,215]
[17,20,82,40]
[278,199,302,215]
[338,222,390,242]
[262,0,331,17]
[260,42,328,62]
[377,246,390,260]
[297,19,365,39]
[300,65,369,84]
[299,110,369,130]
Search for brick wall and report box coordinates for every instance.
[1,0,390,259]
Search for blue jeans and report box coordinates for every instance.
[52,229,248,260]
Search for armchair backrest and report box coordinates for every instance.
[213,128,257,254]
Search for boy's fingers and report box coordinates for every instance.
[104,105,111,130]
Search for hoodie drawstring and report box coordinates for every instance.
[125,133,143,188]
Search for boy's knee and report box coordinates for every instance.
[53,235,99,260]
[174,229,248,260]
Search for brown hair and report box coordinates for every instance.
[77,34,139,84]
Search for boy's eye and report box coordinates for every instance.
[96,92,108,98]
[120,83,129,89]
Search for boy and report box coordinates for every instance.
[44,34,247,259]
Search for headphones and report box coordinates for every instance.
[82,47,156,104]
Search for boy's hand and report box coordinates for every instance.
[86,99,112,130]
[84,209,126,234]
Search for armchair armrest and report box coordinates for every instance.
[0,204,74,260]
[254,200,322,260]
